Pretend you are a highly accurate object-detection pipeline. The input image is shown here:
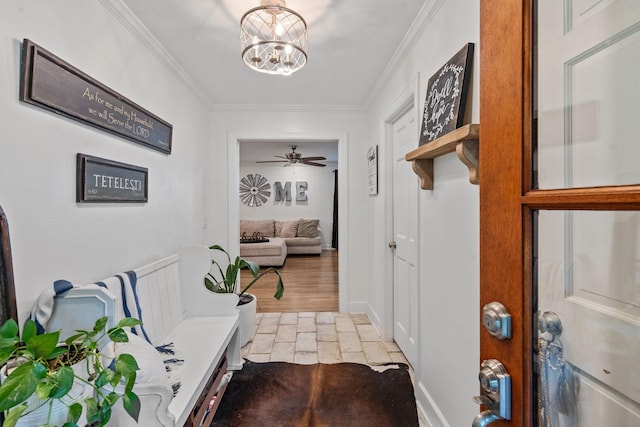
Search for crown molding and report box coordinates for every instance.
[210,103,367,113]
[364,0,447,109]
[99,0,213,109]
[101,0,443,113]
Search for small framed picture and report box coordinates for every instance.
[367,145,378,195]
[420,43,474,145]
[77,154,148,203]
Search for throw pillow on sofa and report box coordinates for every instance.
[240,219,275,237]
[297,219,319,238]
[276,220,299,238]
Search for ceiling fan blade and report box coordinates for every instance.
[299,156,327,161]
[256,160,288,163]
[274,155,288,159]
[300,161,326,167]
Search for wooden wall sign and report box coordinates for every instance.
[20,39,173,154]
[419,43,474,145]
[0,205,18,325]
[77,154,148,203]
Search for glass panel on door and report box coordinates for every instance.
[535,1,640,425]
[536,0,640,189]
[536,210,640,426]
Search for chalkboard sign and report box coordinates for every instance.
[419,43,474,145]
[20,39,173,154]
[77,154,148,203]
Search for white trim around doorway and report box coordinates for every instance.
[227,131,349,313]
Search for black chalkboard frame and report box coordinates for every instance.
[20,39,173,154]
[419,43,474,145]
[77,154,148,203]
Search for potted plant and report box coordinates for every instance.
[0,316,142,427]
[204,244,284,347]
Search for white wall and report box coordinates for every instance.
[364,0,480,426]
[239,161,338,248]
[0,1,210,321]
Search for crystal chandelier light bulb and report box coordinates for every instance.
[275,23,284,37]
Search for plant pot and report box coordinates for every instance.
[237,293,257,348]
[1,359,93,426]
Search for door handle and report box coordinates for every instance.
[472,359,511,426]
[388,241,397,249]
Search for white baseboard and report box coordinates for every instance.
[348,300,369,314]
[415,380,451,427]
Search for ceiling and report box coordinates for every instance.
[119,0,426,107]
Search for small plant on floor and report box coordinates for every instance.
[204,244,284,305]
[0,316,142,427]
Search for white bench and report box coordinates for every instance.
[47,245,242,426]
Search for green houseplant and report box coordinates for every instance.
[204,244,284,347]
[204,244,284,304]
[0,316,142,427]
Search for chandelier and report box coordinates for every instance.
[240,0,308,75]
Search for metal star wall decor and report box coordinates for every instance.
[239,174,271,207]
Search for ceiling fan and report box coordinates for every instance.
[256,145,327,167]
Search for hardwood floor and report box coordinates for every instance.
[240,250,338,313]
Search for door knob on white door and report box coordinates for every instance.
[388,241,397,249]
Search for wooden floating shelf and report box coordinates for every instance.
[405,124,480,190]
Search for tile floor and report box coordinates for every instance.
[241,311,429,426]
[242,312,409,365]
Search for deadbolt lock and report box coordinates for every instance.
[482,301,512,340]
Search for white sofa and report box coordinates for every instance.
[239,219,322,266]
[44,246,242,427]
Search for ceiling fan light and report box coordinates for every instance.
[240,0,308,76]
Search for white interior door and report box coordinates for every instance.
[392,106,418,366]
[536,1,640,424]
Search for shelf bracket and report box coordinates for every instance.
[412,159,434,190]
[456,140,479,185]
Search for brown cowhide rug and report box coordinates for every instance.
[212,360,419,427]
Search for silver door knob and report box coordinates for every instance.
[388,241,397,249]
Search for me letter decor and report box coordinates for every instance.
[77,154,148,203]
[419,43,474,145]
[20,39,173,154]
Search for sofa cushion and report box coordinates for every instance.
[284,237,321,247]
[240,238,286,257]
[296,219,319,238]
[276,220,299,238]
[240,219,275,237]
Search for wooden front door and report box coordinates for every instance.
[479,1,640,425]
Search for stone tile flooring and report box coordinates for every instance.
[241,312,429,426]
[242,312,409,365]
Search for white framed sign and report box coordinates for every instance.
[367,145,378,195]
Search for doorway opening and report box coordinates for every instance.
[228,133,349,313]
